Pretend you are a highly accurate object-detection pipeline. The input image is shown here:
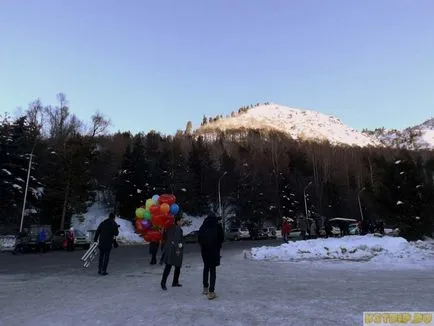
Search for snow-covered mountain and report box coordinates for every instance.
[363,118,434,150]
[196,103,381,148]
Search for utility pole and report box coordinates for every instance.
[20,142,37,232]
[358,187,366,221]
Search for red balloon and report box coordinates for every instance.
[144,230,163,242]
[149,204,160,215]
[135,219,143,232]
[158,194,176,206]
[151,213,165,227]
[163,215,175,229]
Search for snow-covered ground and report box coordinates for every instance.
[245,235,434,269]
[1,241,434,326]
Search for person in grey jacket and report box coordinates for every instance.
[160,216,184,290]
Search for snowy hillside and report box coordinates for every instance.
[363,118,434,150]
[196,103,381,148]
[414,118,434,149]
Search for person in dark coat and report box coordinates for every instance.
[149,241,159,265]
[66,227,75,252]
[37,228,47,253]
[94,213,119,275]
[198,214,224,300]
[160,216,184,290]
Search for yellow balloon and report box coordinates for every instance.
[145,199,153,209]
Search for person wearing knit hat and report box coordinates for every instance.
[198,213,224,300]
[160,215,185,290]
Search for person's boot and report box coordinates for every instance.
[161,281,167,291]
[202,287,209,295]
[207,292,217,300]
[172,283,182,287]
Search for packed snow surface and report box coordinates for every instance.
[197,103,380,147]
[245,235,434,267]
[1,242,434,325]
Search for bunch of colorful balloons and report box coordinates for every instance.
[134,194,180,243]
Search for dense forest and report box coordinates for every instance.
[1,94,434,240]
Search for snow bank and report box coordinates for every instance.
[71,203,143,245]
[71,203,207,245]
[244,235,434,267]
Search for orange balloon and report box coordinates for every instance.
[160,203,170,214]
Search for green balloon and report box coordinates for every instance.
[135,208,145,219]
[144,209,152,220]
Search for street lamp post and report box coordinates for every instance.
[303,181,312,218]
[218,171,227,230]
[19,143,36,232]
[358,187,366,221]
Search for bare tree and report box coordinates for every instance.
[90,111,111,137]
[44,93,82,141]
[26,100,44,131]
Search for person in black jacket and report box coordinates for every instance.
[149,241,159,265]
[94,213,119,275]
[198,214,224,300]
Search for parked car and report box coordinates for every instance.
[329,218,359,236]
[289,228,301,239]
[184,230,199,243]
[349,223,360,235]
[226,228,250,241]
[262,227,277,239]
[249,228,268,240]
[52,229,90,250]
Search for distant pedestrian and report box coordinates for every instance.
[66,227,75,252]
[282,218,291,243]
[149,241,159,265]
[160,216,184,290]
[198,214,224,300]
[310,220,317,239]
[37,228,47,253]
[94,213,119,275]
[299,218,308,240]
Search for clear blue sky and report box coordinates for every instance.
[1,0,433,135]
